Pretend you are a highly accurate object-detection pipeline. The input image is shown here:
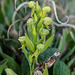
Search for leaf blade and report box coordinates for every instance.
[0,59,8,75]
[5,68,17,75]
[25,33,35,52]
[0,52,22,75]
[53,61,70,75]
[42,64,49,75]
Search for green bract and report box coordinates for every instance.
[36,44,44,50]
[36,1,41,13]
[42,6,51,12]
[28,1,35,8]
[40,29,49,36]
[43,17,53,25]
[34,13,38,22]
[40,11,46,18]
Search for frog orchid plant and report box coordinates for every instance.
[18,1,60,75]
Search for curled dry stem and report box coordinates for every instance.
[14,0,28,21]
[12,0,28,23]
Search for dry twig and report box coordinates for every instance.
[52,22,75,29]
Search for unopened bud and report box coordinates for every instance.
[28,1,35,8]
[36,44,44,50]
[43,17,53,25]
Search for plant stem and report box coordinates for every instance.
[30,57,35,75]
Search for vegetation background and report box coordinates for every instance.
[0,0,75,75]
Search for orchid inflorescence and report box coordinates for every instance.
[18,1,60,75]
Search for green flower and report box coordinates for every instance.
[27,18,34,26]
[42,6,51,12]
[18,36,25,43]
[36,44,44,50]
[43,17,53,25]
[28,1,35,8]
[40,29,49,36]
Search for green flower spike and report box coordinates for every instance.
[28,1,35,8]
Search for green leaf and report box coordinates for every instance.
[25,33,35,52]
[53,61,70,75]
[31,7,35,16]
[23,48,32,67]
[4,0,14,22]
[38,48,59,63]
[66,0,75,14]
[42,64,49,75]
[67,58,75,68]
[71,70,75,75]
[0,24,4,36]
[0,46,2,53]
[5,68,17,75]
[37,18,43,33]
[0,52,22,75]
[45,25,50,30]
[0,59,8,75]
[21,56,30,75]
[70,31,75,42]
[61,46,75,62]
[51,26,56,35]
[40,35,54,54]
[35,38,43,44]
[23,48,29,60]
[0,7,4,23]
[58,29,68,52]
[31,25,37,44]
